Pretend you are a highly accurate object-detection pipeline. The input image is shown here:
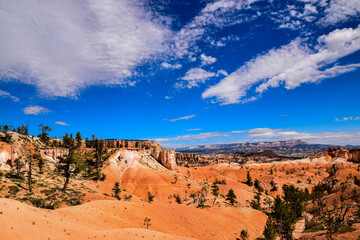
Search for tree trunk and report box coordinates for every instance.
[28,153,32,193]
[62,162,70,192]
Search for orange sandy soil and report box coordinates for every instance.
[0,197,265,240]
[2,147,360,240]
[299,223,360,240]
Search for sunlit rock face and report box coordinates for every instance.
[349,149,360,162]
[150,148,177,171]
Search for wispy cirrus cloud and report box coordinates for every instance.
[176,68,216,89]
[23,106,50,115]
[203,25,360,104]
[184,128,203,131]
[321,0,360,25]
[0,89,19,102]
[55,121,70,126]
[200,54,217,66]
[172,0,260,58]
[161,62,182,69]
[154,131,230,142]
[335,116,360,122]
[155,127,360,146]
[164,114,196,122]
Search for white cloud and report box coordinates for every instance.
[176,68,216,89]
[322,0,360,25]
[154,131,230,142]
[55,121,70,126]
[184,128,203,131]
[0,89,19,102]
[335,116,360,121]
[164,114,196,122]
[161,62,182,69]
[154,127,360,145]
[200,54,217,66]
[0,0,170,98]
[172,0,259,58]
[165,96,171,100]
[244,128,360,145]
[217,70,229,76]
[203,25,360,104]
[23,106,50,115]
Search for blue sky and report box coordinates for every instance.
[0,0,360,148]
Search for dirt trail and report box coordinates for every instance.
[293,213,313,239]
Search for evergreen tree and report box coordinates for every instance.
[144,217,152,229]
[226,188,237,205]
[3,132,12,143]
[240,229,249,240]
[13,157,24,177]
[174,194,182,204]
[85,137,90,148]
[57,134,76,192]
[254,179,263,192]
[94,139,105,171]
[38,124,52,144]
[246,171,253,186]
[263,217,277,240]
[211,183,219,206]
[112,182,121,200]
[148,192,155,203]
[26,152,33,193]
[3,125,9,132]
[250,192,262,210]
[75,132,83,148]
[35,154,45,174]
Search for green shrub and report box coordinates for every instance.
[8,185,20,195]
[306,220,324,232]
[68,198,81,206]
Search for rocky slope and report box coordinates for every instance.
[176,140,360,157]
[309,147,360,163]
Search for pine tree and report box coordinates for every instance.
[33,153,45,174]
[27,153,33,193]
[211,183,219,206]
[13,157,24,177]
[148,192,155,203]
[112,182,121,200]
[57,134,76,192]
[144,217,151,229]
[240,229,249,240]
[38,124,52,144]
[246,171,253,186]
[226,188,237,205]
[263,216,277,240]
[75,132,83,148]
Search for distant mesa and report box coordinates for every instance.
[175,140,360,158]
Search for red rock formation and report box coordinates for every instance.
[150,148,177,170]
[103,139,160,149]
[175,153,199,165]
[349,149,360,163]
[328,147,349,159]
[41,148,69,161]
[309,152,330,160]
[102,139,177,170]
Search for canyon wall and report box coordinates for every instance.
[0,142,17,169]
[149,148,177,170]
[349,149,360,163]
[175,153,199,166]
[309,147,360,163]
[41,148,69,162]
[103,139,176,170]
[103,139,160,149]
